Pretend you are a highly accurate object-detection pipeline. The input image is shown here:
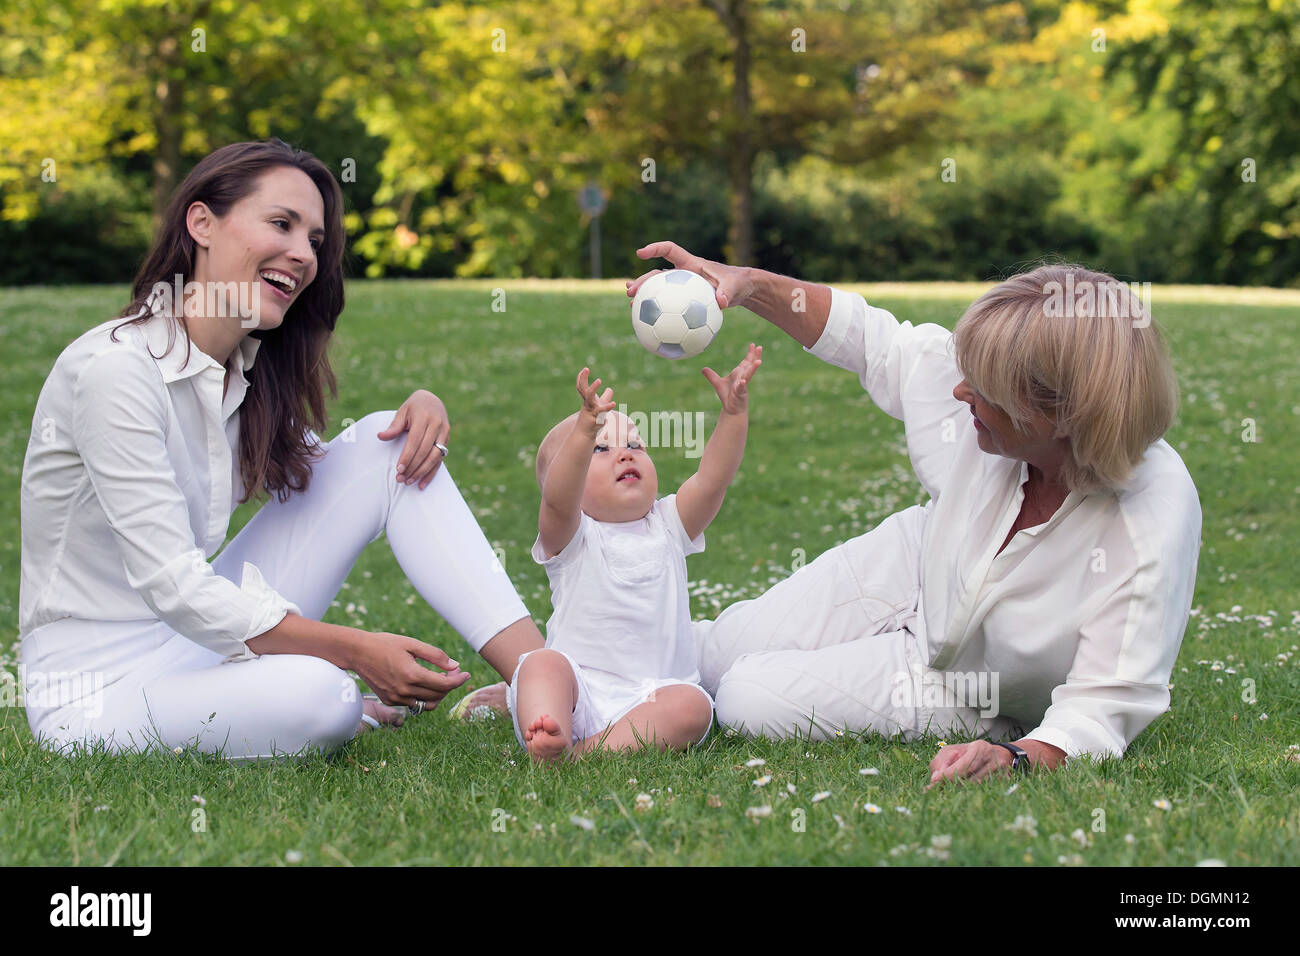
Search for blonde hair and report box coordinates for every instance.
[952,264,1178,494]
[536,410,640,490]
[536,414,578,490]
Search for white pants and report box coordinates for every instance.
[698,506,1024,743]
[23,411,531,760]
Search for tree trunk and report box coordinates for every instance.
[726,0,754,266]
[151,32,183,228]
[706,0,756,266]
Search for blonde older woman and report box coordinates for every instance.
[626,243,1201,787]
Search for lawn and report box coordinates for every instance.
[0,279,1296,866]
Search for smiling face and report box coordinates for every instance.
[582,411,658,522]
[187,165,324,329]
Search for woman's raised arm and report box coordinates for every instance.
[627,241,833,349]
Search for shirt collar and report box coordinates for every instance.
[138,301,262,386]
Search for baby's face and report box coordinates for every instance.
[582,412,658,522]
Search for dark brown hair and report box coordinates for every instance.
[111,138,345,503]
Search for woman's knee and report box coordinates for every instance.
[272,655,363,750]
[353,410,399,440]
[714,659,788,738]
[329,410,400,453]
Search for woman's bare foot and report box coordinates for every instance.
[523,713,570,763]
[356,696,406,735]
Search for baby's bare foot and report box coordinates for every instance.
[523,714,569,763]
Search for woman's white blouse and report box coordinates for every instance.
[807,288,1202,759]
[20,308,301,663]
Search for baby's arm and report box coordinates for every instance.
[538,368,616,558]
[676,344,762,541]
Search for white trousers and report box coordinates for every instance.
[23,411,531,760]
[698,506,1024,743]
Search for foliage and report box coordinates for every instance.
[0,0,1296,285]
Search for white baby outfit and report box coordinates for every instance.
[508,494,713,747]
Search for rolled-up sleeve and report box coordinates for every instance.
[805,287,967,499]
[71,349,300,661]
[1022,493,1201,760]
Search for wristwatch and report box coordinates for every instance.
[992,741,1031,773]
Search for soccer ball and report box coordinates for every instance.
[630,269,724,359]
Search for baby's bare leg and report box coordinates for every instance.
[579,685,713,754]
[515,650,579,763]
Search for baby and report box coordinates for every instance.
[508,344,762,762]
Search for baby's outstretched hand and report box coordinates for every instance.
[702,343,762,416]
[576,367,616,429]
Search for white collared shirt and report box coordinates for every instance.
[808,288,1202,759]
[530,494,705,699]
[20,306,301,662]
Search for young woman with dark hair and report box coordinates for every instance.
[19,139,543,759]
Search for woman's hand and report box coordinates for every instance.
[924,740,1014,790]
[378,389,450,489]
[924,738,1067,790]
[351,629,470,710]
[627,241,757,311]
[703,343,762,416]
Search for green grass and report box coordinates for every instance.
[1,280,1297,866]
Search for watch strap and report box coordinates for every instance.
[992,741,1030,772]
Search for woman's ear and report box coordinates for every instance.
[186,201,214,249]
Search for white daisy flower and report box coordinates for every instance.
[1004,815,1038,837]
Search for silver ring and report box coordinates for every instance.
[407,700,425,716]
[434,442,449,458]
